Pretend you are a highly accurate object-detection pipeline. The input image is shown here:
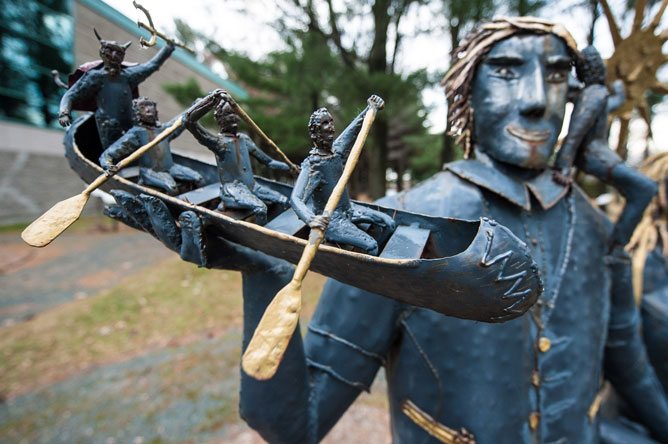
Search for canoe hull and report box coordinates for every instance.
[63,114,542,322]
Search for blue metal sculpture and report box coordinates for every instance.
[291,99,395,255]
[98,97,204,195]
[553,46,657,249]
[95,17,667,444]
[58,29,174,149]
[184,92,291,224]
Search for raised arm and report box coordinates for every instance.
[184,93,224,153]
[58,71,101,127]
[126,42,175,87]
[333,95,384,162]
[99,127,144,169]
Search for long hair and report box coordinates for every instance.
[441,17,581,158]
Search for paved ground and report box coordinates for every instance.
[0,225,391,443]
[0,227,176,324]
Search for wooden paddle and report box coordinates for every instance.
[21,117,184,247]
[241,100,381,380]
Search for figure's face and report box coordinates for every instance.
[100,44,125,67]
[471,34,571,169]
[138,101,158,126]
[313,113,335,151]
[217,111,240,134]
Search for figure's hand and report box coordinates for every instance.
[309,214,331,231]
[367,95,384,110]
[59,111,72,127]
[105,190,292,274]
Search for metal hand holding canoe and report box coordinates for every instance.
[21,116,184,248]
[241,97,383,380]
[132,1,195,54]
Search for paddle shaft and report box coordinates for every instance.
[229,101,300,174]
[241,105,379,380]
[82,116,183,197]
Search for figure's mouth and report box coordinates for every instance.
[506,126,551,143]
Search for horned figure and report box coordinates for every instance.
[58,29,174,149]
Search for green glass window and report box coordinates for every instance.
[0,0,73,127]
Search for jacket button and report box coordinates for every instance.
[529,412,540,430]
[538,337,551,352]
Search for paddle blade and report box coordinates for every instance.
[242,279,303,380]
[21,193,89,247]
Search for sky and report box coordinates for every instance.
[101,0,668,159]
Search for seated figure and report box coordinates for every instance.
[184,91,290,224]
[99,97,205,195]
[290,96,395,255]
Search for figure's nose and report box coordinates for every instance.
[519,64,547,118]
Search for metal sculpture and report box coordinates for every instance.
[33,13,668,444]
[184,91,292,224]
[553,46,658,249]
[242,95,389,380]
[99,97,205,195]
[57,28,174,149]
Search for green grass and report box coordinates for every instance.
[0,258,327,400]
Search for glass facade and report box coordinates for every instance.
[0,0,73,127]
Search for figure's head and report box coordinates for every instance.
[94,28,131,69]
[442,17,581,170]
[214,100,240,134]
[308,107,335,152]
[132,97,158,126]
[577,46,606,86]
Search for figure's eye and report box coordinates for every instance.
[492,67,516,80]
[547,71,568,83]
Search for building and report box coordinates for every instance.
[0,0,246,224]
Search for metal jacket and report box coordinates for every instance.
[299,159,667,444]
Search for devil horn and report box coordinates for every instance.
[123,41,132,49]
[94,27,103,42]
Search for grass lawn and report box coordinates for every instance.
[0,258,327,400]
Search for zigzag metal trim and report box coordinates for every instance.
[480,228,531,314]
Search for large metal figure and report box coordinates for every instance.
[184,93,290,224]
[99,97,205,195]
[105,17,668,444]
[58,29,174,149]
[291,101,395,255]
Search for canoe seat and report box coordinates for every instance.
[380,224,430,259]
[264,208,306,235]
[178,183,219,206]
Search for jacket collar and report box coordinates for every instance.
[445,157,569,211]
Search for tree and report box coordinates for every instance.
[167,3,437,198]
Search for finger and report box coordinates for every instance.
[178,211,208,266]
[103,205,145,232]
[110,190,156,236]
[139,194,182,252]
